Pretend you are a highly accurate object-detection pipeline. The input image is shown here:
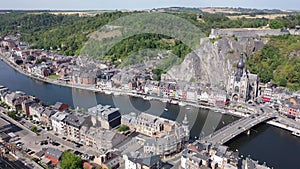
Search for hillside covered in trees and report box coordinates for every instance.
[0,10,300,90]
[0,11,272,56]
[248,35,300,91]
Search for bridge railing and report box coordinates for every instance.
[202,113,275,142]
[202,115,250,140]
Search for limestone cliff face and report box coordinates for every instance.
[162,36,267,88]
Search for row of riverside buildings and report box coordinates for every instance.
[0,85,191,169]
[0,85,125,152]
[1,35,229,107]
[180,140,270,169]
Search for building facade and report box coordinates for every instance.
[227,53,259,103]
[88,104,121,130]
[51,111,68,135]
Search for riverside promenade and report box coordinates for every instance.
[0,53,243,116]
[2,53,300,138]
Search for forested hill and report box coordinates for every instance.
[1,11,300,58]
[0,11,300,90]
[0,11,272,57]
[0,12,130,56]
[248,35,300,91]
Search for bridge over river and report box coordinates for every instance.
[202,113,276,145]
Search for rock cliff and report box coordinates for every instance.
[162,36,267,88]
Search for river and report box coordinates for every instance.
[0,60,299,168]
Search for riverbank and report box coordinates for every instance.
[267,117,300,134]
[0,53,247,117]
[2,53,300,135]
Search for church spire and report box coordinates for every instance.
[182,113,189,125]
[182,113,190,141]
[237,53,245,69]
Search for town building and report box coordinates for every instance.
[71,68,101,85]
[83,127,125,150]
[143,127,187,157]
[87,104,121,130]
[3,91,27,110]
[0,40,16,49]
[280,97,300,118]
[227,53,259,103]
[123,112,189,157]
[181,142,240,169]
[63,112,88,142]
[0,86,9,97]
[41,108,57,128]
[28,103,44,122]
[44,148,63,165]
[52,102,68,111]
[123,152,162,169]
[21,99,37,116]
[51,111,69,135]
[93,150,121,169]
[121,112,137,130]
[123,112,189,139]
[32,64,52,77]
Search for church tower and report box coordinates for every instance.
[182,113,190,142]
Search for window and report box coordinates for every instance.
[235,86,239,93]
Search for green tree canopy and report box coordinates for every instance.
[249,35,300,91]
[117,125,129,132]
[269,20,284,29]
[31,125,37,132]
[7,111,17,120]
[60,151,83,169]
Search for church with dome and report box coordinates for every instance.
[226,53,259,103]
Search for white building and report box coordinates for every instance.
[51,111,68,135]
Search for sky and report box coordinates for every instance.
[0,0,299,11]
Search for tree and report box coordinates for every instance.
[278,78,287,87]
[31,125,37,132]
[259,69,273,83]
[35,58,47,65]
[117,125,129,132]
[60,151,83,169]
[269,20,284,29]
[27,55,35,61]
[7,111,17,120]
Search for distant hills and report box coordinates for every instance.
[154,7,299,14]
[0,8,299,90]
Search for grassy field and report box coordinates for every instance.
[228,14,288,20]
[48,74,60,79]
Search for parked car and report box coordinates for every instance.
[16,142,24,146]
[28,151,35,155]
[73,151,83,156]
[24,148,31,153]
[75,143,82,148]
[40,140,48,145]
[51,142,60,146]
[81,154,89,160]
[16,144,22,150]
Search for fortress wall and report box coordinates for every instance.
[210,28,289,38]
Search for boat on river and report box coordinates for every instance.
[292,131,300,137]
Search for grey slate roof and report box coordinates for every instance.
[53,102,64,110]
[63,113,85,128]
[142,155,161,167]
[42,108,57,117]
[35,150,45,158]
[45,148,62,159]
